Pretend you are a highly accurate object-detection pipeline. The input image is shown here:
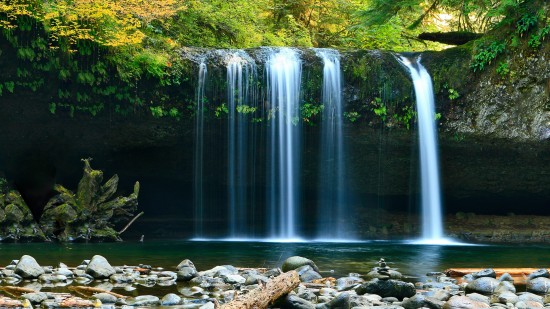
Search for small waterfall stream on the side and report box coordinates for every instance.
[399,56,457,244]
[194,60,208,238]
[266,48,302,240]
[315,49,351,240]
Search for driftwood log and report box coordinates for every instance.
[68,286,126,298]
[221,270,300,309]
[418,31,483,45]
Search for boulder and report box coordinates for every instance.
[465,277,499,295]
[493,281,515,294]
[527,268,550,280]
[527,277,550,294]
[160,293,181,306]
[518,292,543,304]
[465,293,489,305]
[14,255,45,279]
[443,296,490,309]
[516,300,543,308]
[86,255,115,279]
[126,295,160,306]
[282,256,319,272]
[176,259,198,281]
[490,291,518,304]
[471,269,496,279]
[316,292,351,309]
[498,273,513,283]
[356,279,416,299]
[366,269,404,280]
[92,293,117,304]
[402,294,445,309]
[296,265,322,283]
[282,294,316,309]
[22,292,48,305]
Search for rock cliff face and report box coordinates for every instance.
[0,35,549,238]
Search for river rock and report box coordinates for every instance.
[462,274,475,283]
[222,274,246,284]
[282,294,316,309]
[472,269,496,279]
[518,292,543,304]
[465,294,489,305]
[22,292,48,304]
[498,273,513,282]
[527,277,550,294]
[465,277,499,295]
[401,294,445,309]
[443,295,490,309]
[15,255,45,278]
[86,255,115,279]
[296,265,322,282]
[160,293,181,306]
[528,268,550,280]
[126,295,160,306]
[245,273,269,285]
[54,268,74,278]
[490,291,518,304]
[493,281,515,294]
[316,292,351,309]
[110,273,135,283]
[92,293,117,304]
[282,256,319,272]
[336,276,364,291]
[516,300,543,308]
[356,279,416,299]
[366,269,403,280]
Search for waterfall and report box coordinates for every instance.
[266,48,302,240]
[315,49,349,239]
[194,60,208,237]
[399,56,447,244]
[226,52,257,237]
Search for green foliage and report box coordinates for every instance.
[370,97,387,122]
[392,105,416,130]
[344,111,360,123]
[516,13,538,36]
[4,81,14,93]
[435,112,442,120]
[528,25,550,48]
[471,41,506,72]
[300,103,323,125]
[496,61,510,76]
[448,88,460,100]
[215,103,229,118]
[236,105,257,114]
[49,102,56,114]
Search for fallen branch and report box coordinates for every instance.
[68,286,126,299]
[221,271,299,309]
[0,286,36,297]
[118,211,144,234]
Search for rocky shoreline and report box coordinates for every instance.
[1,254,550,308]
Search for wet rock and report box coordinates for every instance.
[366,269,403,280]
[443,295,490,309]
[282,256,319,272]
[518,292,543,304]
[465,277,499,295]
[86,255,115,279]
[160,293,181,306]
[472,269,496,279]
[296,265,322,283]
[15,255,45,278]
[356,279,416,300]
[316,292,351,309]
[402,294,445,309]
[222,274,246,284]
[126,295,160,306]
[490,291,518,304]
[54,268,74,278]
[264,268,282,277]
[465,294,489,305]
[336,276,364,291]
[527,277,550,294]
[493,281,515,294]
[282,294,316,309]
[200,266,230,277]
[426,290,452,302]
[22,292,48,305]
[199,302,216,309]
[38,274,67,283]
[516,300,543,308]
[462,274,475,283]
[245,273,268,285]
[92,293,117,304]
[296,286,317,302]
[528,269,550,280]
[498,273,513,283]
[383,297,400,303]
[110,273,135,283]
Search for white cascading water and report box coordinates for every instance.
[315,49,349,240]
[399,56,448,244]
[194,60,208,237]
[267,48,302,240]
[226,52,257,237]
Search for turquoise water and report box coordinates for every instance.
[1,241,549,278]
